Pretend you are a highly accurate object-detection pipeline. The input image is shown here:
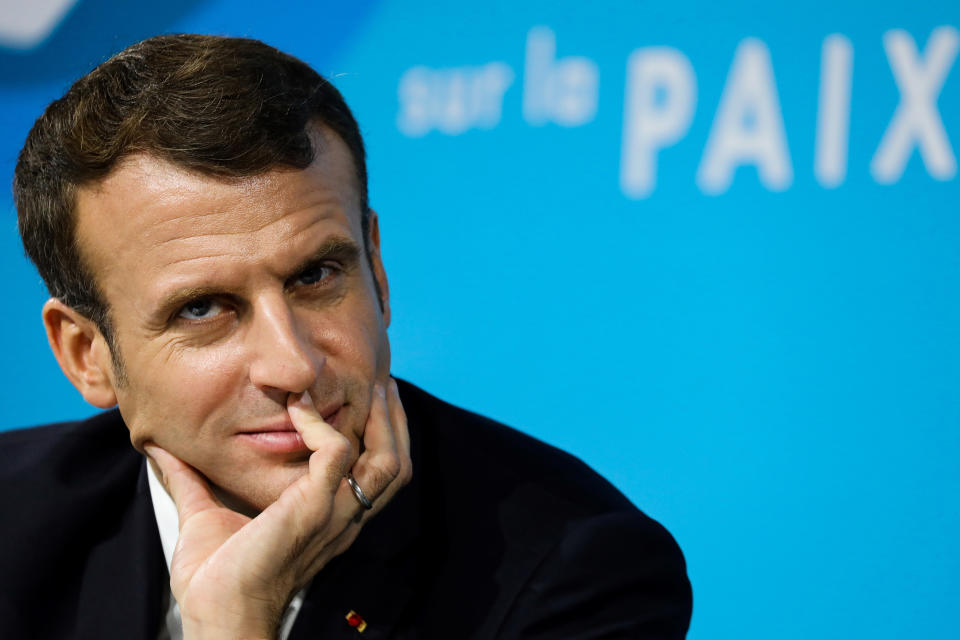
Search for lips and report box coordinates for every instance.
[237,430,307,454]
[235,404,342,454]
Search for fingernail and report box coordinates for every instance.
[143,443,156,457]
[376,384,386,398]
[291,390,313,408]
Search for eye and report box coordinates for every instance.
[294,263,337,286]
[177,297,225,321]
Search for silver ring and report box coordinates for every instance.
[346,473,373,510]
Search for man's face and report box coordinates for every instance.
[73,127,391,513]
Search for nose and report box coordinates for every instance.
[247,294,322,394]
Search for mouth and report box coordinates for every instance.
[236,405,342,455]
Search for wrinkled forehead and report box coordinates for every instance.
[71,127,363,289]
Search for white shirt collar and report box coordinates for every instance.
[145,460,307,640]
[146,461,179,571]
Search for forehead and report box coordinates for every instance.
[73,128,362,288]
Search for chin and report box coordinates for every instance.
[217,463,310,516]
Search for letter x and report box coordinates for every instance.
[871,26,959,183]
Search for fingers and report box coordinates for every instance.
[269,391,354,543]
[278,395,353,551]
[143,444,222,530]
[332,378,412,522]
[287,390,338,451]
[256,383,410,552]
[288,391,354,489]
[355,384,401,489]
[388,378,413,484]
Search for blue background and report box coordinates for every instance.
[2,1,958,637]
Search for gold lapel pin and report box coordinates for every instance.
[345,610,368,633]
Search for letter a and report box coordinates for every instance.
[697,39,793,195]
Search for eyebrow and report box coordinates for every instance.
[285,235,362,285]
[149,235,364,325]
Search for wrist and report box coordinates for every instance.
[180,607,279,640]
[182,621,276,640]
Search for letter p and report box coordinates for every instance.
[620,48,697,199]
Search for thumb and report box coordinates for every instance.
[144,444,222,529]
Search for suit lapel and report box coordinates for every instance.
[73,461,167,640]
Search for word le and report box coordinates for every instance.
[396,26,959,198]
[397,27,598,135]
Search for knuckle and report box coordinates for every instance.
[316,431,352,466]
[369,468,394,497]
[330,432,352,462]
[309,433,352,485]
[399,456,414,485]
[365,452,401,494]
[379,450,403,479]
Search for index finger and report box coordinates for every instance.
[287,390,354,489]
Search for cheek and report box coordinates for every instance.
[119,346,247,450]
[307,297,389,375]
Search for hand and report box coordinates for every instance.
[145,379,412,640]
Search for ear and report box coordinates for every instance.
[42,298,118,409]
[366,209,391,328]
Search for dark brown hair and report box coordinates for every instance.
[14,33,370,350]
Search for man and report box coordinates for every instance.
[1,34,692,638]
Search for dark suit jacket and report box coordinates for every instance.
[0,380,691,638]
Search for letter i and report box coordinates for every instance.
[815,34,854,188]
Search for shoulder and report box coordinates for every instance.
[0,409,139,497]
[395,380,692,637]
[0,410,142,580]
[398,378,635,517]
[0,412,163,637]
